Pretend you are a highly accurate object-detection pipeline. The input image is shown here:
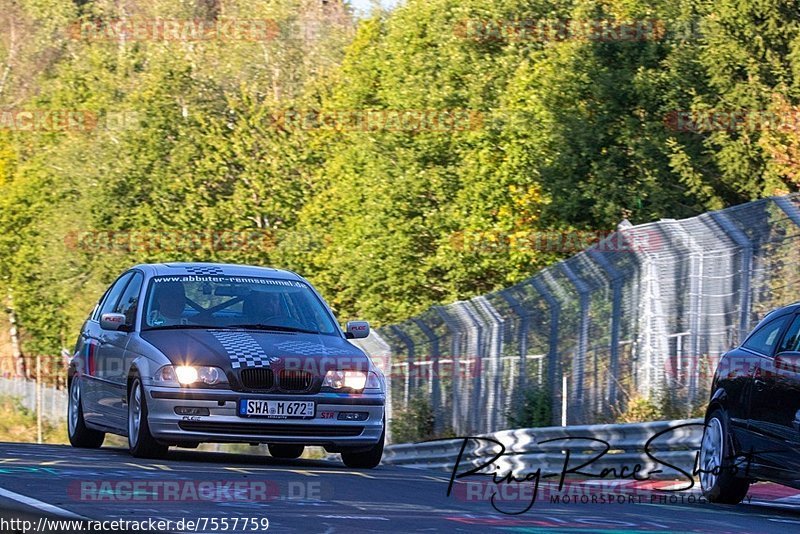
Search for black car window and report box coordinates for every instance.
[97,272,135,318]
[778,315,800,353]
[743,315,791,356]
[114,272,144,328]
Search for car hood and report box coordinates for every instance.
[139,329,371,376]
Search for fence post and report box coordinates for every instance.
[390,325,415,410]
[451,302,484,434]
[531,277,560,426]
[709,211,753,344]
[587,249,622,408]
[560,262,590,423]
[499,291,530,417]
[36,354,42,444]
[434,306,464,435]
[412,319,442,435]
[473,296,505,432]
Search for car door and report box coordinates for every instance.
[738,313,793,469]
[747,312,800,477]
[96,271,144,432]
[82,272,134,429]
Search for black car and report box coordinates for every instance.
[700,302,800,503]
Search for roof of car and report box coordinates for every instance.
[133,262,304,281]
[753,302,800,330]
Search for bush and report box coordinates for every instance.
[506,385,552,428]
[616,395,661,423]
[390,394,435,443]
[0,395,67,444]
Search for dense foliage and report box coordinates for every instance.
[1,0,799,356]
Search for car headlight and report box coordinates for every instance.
[323,370,368,391]
[154,365,228,387]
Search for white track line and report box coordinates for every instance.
[0,487,86,520]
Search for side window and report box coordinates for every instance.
[778,315,800,353]
[98,273,134,317]
[743,315,790,356]
[114,272,144,328]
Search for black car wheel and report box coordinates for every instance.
[67,376,105,448]
[268,444,304,459]
[341,428,384,469]
[128,375,168,459]
[699,409,751,504]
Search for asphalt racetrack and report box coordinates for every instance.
[0,442,798,533]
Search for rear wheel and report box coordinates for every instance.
[128,376,168,459]
[67,376,105,448]
[268,444,304,459]
[341,429,384,469]
[700,409,751,504]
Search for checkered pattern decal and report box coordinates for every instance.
[185,266,224,276]
[275,340,351,356]
[211,331,279,369]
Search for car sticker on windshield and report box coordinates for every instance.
[153,275,306,288]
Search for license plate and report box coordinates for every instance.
[238,399,315,419]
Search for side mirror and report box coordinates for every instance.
[100,313,127,332]
[345,321,370,340]
[775,351,800,373]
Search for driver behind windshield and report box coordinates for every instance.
[147,282,188,327]
[243,291,286,325]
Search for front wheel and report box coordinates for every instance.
[699,409,751,504]
[67,376,104,448]
[128,376,168,459]
[341,429,384,469]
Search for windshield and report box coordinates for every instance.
[141,275,339,335]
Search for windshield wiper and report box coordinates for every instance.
[227,324,319,334]
[144,324,217,331]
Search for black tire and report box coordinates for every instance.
[268,444,304,459]
[67,376,105,449]
[341,428,384,469]
[128,376,168,459]
[699,409,751,504]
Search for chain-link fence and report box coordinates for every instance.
[357,194,800,437]
[0,377,67,421]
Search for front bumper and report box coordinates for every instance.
[146,386,385,448]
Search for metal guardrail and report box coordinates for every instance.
[383,419,704,479]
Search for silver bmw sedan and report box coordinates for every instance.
[67,262,385,468]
